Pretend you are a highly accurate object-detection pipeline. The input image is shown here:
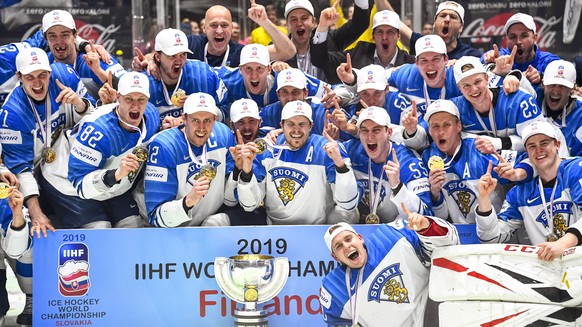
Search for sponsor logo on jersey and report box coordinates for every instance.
[444,180,476,218]
[187,159,221,185]
[71,143,103,166]
[535,201,573,237]
[320,286,332,310]
[269,167,309,206]
[0,128,22,144]
[145,166,168,182]
[58,243,91,297]
[368,263,409,304]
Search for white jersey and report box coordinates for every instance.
[237,134,358,225]
[320,219,459,326]
[144,123,236,227]
[476,157,582,245]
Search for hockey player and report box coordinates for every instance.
[344,106,431,223]
[144,93,236,227]
[0,47,93,236]
[476,121,582,261]
[421,100,510,224]
[320,206,459,326]
[42,10,124,99]
[235,100,358,224]
[38,72,159,228]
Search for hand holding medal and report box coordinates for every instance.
[171,89,186,107]
[0,183,12,199]
[127,146,149,182]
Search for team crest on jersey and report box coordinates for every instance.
[187,159,221,185]
[368,263,409,304]
[535,201,572,237]
[444,180,476,218]
[269,167,309,205]
[58,243,91,297]
[357,179,387,207]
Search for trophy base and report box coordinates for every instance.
[234,309,268,327]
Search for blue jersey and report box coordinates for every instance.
[539,97,582,157]
[215,67,328,111]
[147,60,228,121]
[452,88,543,152]
[387,64,461,116]
[490,46,560,78]
[144,123,236,227]
[186,35,243,68]
[421,137,510,224]
[477,158,582,245]
[66,103,160,200]
[70,53,125,101]
[344,140,432,222]
[320,220,458,326]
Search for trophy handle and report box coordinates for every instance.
[215,257,245,303]
[257,257,289,303]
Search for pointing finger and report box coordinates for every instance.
[359,99,369,108]
[134,47,145,60]
[56,79,67,91]
[250,0,256,6]
[487,160,493,174]
[411,100,417,117]
[332,0,340,9]
[509,45,517,63]
[89,40,96,53]
[492,150,506,163]
[107,70,113,86]
[346,53,352,72]
[323,129,334,142]
[235,129,245,145]
[391,148,399,164]
[401,202,411,217]
[493,44,500,58]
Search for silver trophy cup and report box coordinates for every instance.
[214,254,289,326]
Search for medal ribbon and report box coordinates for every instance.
[367,143,392,215]
[422,81,446,107]
[182,129,209,166]
[117,106,147,146]
[538,177,559,240]
[27,96,52,150]
[474,94,498,137]
[345,266,364,327]
[204,43,229,67]
[161,69,184,106]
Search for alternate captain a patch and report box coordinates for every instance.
[269,167,309,205]
[368,263,409,304]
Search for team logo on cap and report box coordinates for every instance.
[269,167,308,205]
[52,11,61,23]
[424,37,431,47]
[444,180,476,218]
[133,75,140,85]
[198,94,207,106]
[368,263,409,304]
[367,70,374,82]
[557,65,565,78]
[285,71,293,81]
[251,46,258,57]
[58,243,91,296]
[30,52,38,63]
[174,33,183,45]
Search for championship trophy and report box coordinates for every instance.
[214,255,289,326]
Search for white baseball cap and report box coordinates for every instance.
[504,13,537,35]
[230,99,261,123]
[281,100,313,122]
[543,60,576,89]
[284,0,315,18]
[42,10,76,33]
[356,106,391,129]
[183,93,219,116]
[454,56,486,84]
[240,44,270,67]
[16,47,52,75]
[372,10,400,30]
[435,1,465,23]
[424,99,460,122]
[277,68,307,91]
[117,72,150,98]
[155,28,193,56]
[324,222,357,253]
[415,35,447,58]
[522,121,557,145]
[356,64,388,93]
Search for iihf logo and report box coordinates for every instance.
[58,243,91,297]
[367,70,374,81]
[133,75,140,85]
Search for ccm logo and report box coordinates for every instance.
[503,245,540,254]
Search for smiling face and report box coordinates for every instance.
[280,115,312,149]
[525,135,560,174]
[359,119,392,164]
[433,9,463,45]
[428,112,462,156]
[45,25,77,65]
[506,23,537,65]
[286,9,316,48]
[458,72,490,111]
[416,52,448,88]
[205,6,232,55]
[543,84,572,112]
[331,231,367,269]
[156,51,187,85]
[240,62,271,95]
[183,111,216,147]
[230,117,261,143]
[117,92,149,128]
[18,70,51,101]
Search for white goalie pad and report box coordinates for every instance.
[439,301,582,327]
[429,244,582,306]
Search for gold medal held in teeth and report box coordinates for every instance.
[197,164,217,181]
[365,213,380,224]
[171,89,186,107]
[0,183,11,199]
[428,155,445,171]
[42,147,57,163]
[253,138,268,154]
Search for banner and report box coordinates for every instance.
[33,224,478,326]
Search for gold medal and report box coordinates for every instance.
[197,164,217,181]
[244,287,258,302]
[547,234,558,242]
[42,147,57,163]
[365,213,380,224]
[428,155,445,171]
[171,89,186,107]
[128,146,149,181]
[0,183,11,199]
[253,138,268,154]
